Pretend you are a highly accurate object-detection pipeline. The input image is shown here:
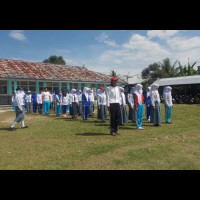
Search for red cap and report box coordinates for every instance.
[100,87,105,90]
[111,77,118,81]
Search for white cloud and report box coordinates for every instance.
[147,30,179,39]
[9,30,27,41]
[167,36,200,51]
[95,32,119,47]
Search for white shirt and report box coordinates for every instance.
[61,95,70,105]
[42,91,51,101]
[151,91,161,107]
[129,93,134,108]
[106,86,122,107]
[15,92,25,110]
[69,94,79,104]
[78,93,82,101]
[164,93,173,107]
[26,94,32,103]
[120,93,126,106]
[89,93,94,102]
[11,96,15,103]
[37,94,43,104]
[97,93,107,105]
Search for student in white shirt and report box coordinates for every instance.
[119,87,128,125]
[128,87,135,123]
[61,90,69,117]
[37,90,43,114]
[10,87,29,130]
[97,87,108,122]
[163,86,173,124]
[78,90,83,115]
[89,89,95,116]
[69,88,79,118]
[42,87,51,115]
[55,90,62,116]
[107,77,122,136]
[26,91,32,113]
[150,84,162,126]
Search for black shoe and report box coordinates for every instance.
[9,127,16,131]
[110,132,116,136]
[22,126,29,129]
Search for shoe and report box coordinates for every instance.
[138,127,144,130]
[166,122,172,124]
[110,132,116,136]
[115,132,121,135]
[9,127,16,131]
[22,126,29,129]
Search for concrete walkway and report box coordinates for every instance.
[0,105,13,113]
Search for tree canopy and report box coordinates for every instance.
[141,57,198,89]
[43,55,66,65]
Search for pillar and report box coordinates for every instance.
[43,81,46,89]
[7,80,12,95]
[14,80,17,91]
[36,81,39,93]
[59,82,62,90]
[78,83,82,91]
[67,82,70,90]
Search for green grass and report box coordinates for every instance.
[0,103,200,170]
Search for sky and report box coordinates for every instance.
[0,30,200,83]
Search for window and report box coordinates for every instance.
[0,80,7,94]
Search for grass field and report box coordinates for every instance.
[0,104,200,170]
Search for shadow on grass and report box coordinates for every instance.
[76,132,110,136]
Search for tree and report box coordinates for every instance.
[109,70,120,78]
[176,59,198,76]
[43,55,66,65]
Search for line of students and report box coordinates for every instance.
[10,79,173,134]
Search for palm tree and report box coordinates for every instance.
[109,70,120,78]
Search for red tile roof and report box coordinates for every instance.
[0,59,127,84]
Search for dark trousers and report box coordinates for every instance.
[110,103,120,133]
[38,104,43,114]
[33,102,38,113]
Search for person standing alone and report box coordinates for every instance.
[107,77,122,136]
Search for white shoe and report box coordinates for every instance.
[138,127,144,130]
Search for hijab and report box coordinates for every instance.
[134,84,143,104]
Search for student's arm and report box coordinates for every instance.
[134,94,138,111]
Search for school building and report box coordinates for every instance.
[152,75,200,96]
[0,58,127,105]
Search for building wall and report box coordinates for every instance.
[0,79,111,105]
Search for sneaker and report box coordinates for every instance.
[115,132,121,135]
[110,132,117,136]
[9,127,16,131]
[138,127,144,130]
[22,126,29,129]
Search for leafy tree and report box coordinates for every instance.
[176,60,198,76]
[109,70,120,78]
[43,55,66,65]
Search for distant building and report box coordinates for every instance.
[0,59,127,105]
[152,75,200,96]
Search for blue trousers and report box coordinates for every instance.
[146,105,151,120]
[33,102,38,113]
[44,100,50,115]
[165,104,172,123]
[62,105,67,114]
[56,105,61,116]
[135,104,144,128]
[83,105,89,120]
[13,102,16,111]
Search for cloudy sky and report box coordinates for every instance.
[0,30,200,83]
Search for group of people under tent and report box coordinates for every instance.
[9,77,174,136]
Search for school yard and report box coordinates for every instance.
[0,104,200,170]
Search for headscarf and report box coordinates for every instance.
[147,86,151,98]
[71,89,76,94]
[134,84,143,104]
[83,87,90,101]
[150,84,160,103]
[163,86,172,103]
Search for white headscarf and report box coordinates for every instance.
[134,84,143,104]
[150,84,160,103]
[163,86,172,103]
[147,86,151,98]
[83,87,90,101]
[71,88,76,94]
